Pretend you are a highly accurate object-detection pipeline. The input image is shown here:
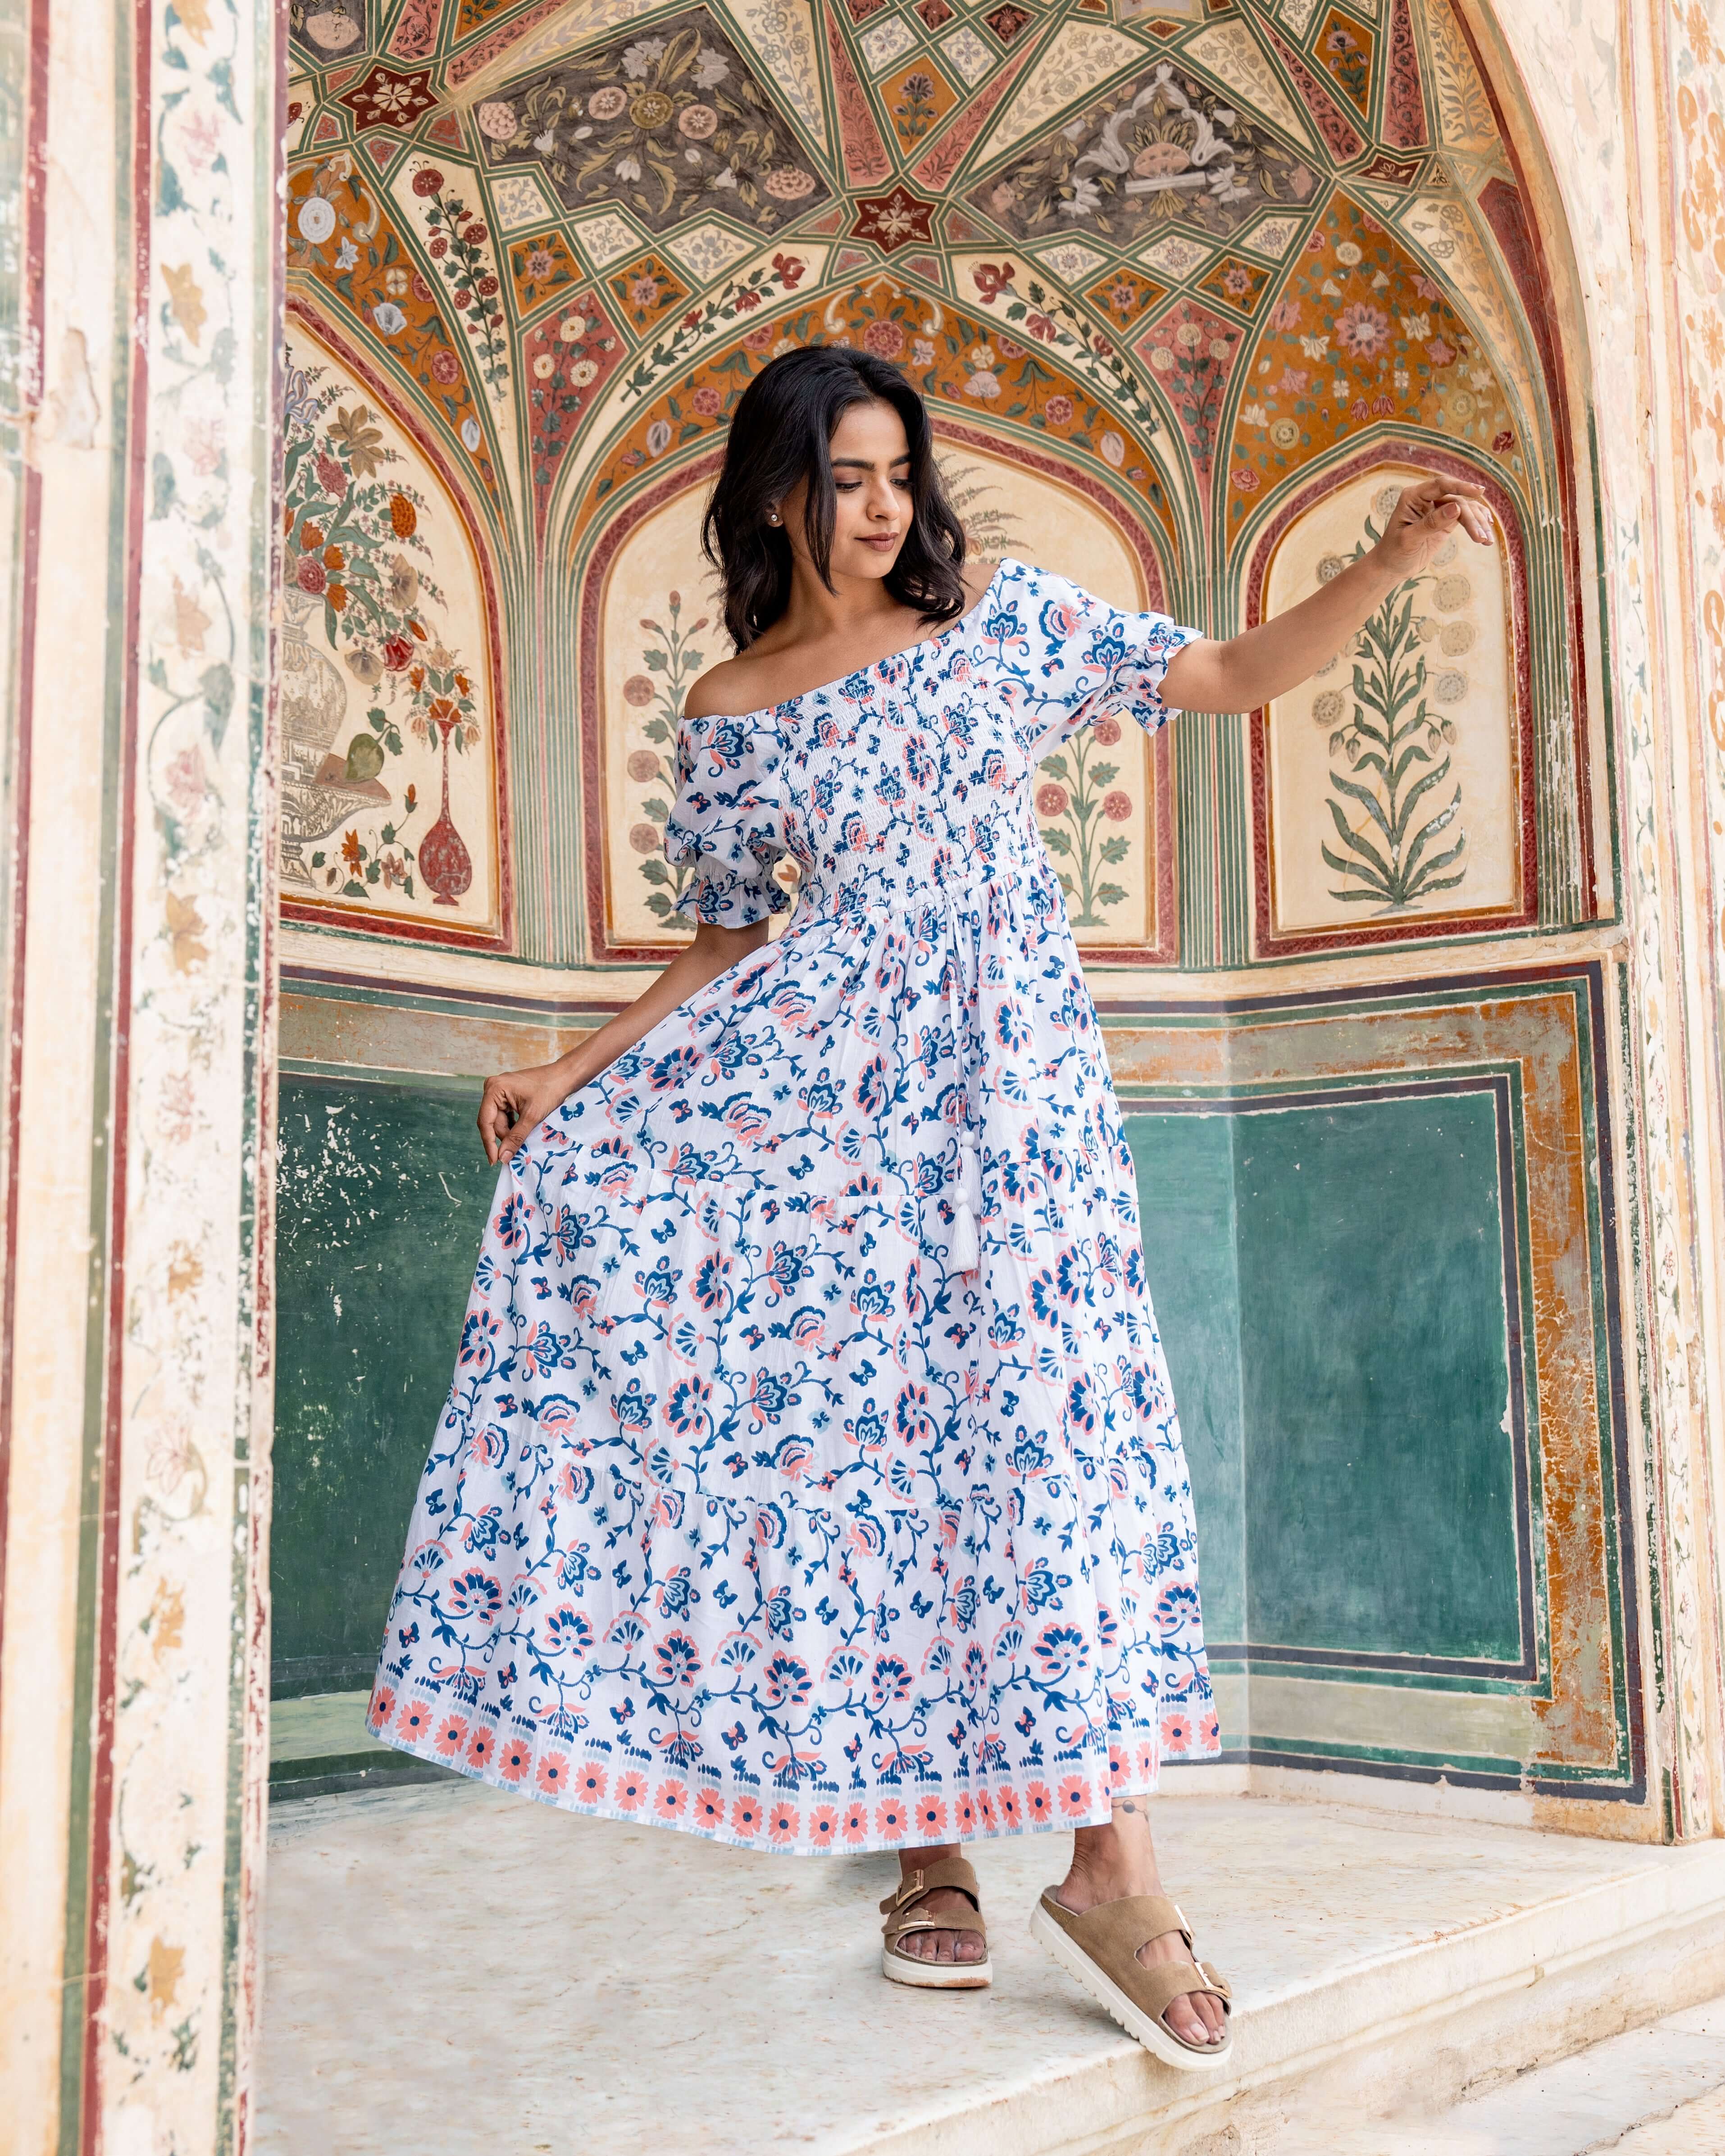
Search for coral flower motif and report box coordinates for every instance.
[1198,1709,1220,1749]
[433,1713,469,1758]
[536,1751,570,1795]
[768,1801,801,1846]
[974,1788,997,1832]
[465,1725,494,1770]
[874,1797,909,1842]
[655,1781,689,1820]
[367,1683,396,1731]
[1161,1713,1193,1752]
[394,1697,435,1745]
[498,1737,532,1783]
[1058,1774,1091,1818]
[997,1784,1022,1828]
[842,1801,869,1845]
[615,1770,648,1811]
[808,1806,838,1848]
[915,1796,948,1840]
[575,1764,607,1805]
[1025,1780,1053,1822]
[1136,1736,1157,1782]
[955,1792,978,1835]
[731,1797,763,1838]
[695,1791,724,1831]
[1334,302,1391,358]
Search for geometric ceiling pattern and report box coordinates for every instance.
[286,0,1585,967]
[287,0,1543,571]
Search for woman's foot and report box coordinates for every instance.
[1054,1802,1226,2049]
[888,1843,988,1968]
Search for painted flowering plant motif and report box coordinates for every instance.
[287,156,497,487]
[1314,507,1469,909]
[279,359,485,905]
[1035,715,1134,926]
[524,298,624,522]
[410,167,510,399]
[1133,301,1239,475]
[623,591,708,920]
[282,364,482,761]
[974,61,1315,245]
[480,11,827,235]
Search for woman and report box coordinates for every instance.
[369,347,1490,2069]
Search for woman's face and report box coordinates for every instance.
[777,398,913,584]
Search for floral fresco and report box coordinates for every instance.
[276,0,1565,969]
[1225,193,1518,531]
[1261,464,1521,937]
[279,323,502,936]
[970,59,1317,244]
[287,155,503,500]
[478,9,829,234]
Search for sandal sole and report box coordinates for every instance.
[881,1947,993,1990]
[1028,1902,1233,2072]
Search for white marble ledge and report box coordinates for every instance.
[255,1783,1725,2156]
[1276,1998,1725,2153]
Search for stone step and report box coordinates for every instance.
[1275,1998,1725,2153]
[255,1783,1725,2156]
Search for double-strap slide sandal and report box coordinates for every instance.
[879,1856,993,1989]
[1030,1890,1233,2070]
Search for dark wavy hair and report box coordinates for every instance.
[701,346,967,650]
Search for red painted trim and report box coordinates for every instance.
[282,296,516,952]
[81,0,156,2139]
[1243,441,1538,960]
[0,0,55,1743]
[577,428,1181,968]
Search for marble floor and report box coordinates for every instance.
[254,1779,1725,2156]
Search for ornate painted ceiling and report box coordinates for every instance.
[282,0,1588,967]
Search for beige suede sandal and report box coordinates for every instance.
[879,1856,993,1990]
[1030,1890,1233,2070]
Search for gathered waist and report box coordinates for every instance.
[792,857,1063,928]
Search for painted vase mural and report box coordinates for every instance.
[278,322,500,937]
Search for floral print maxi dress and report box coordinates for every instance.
[370,559,1221,1853]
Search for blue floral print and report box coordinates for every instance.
[371,559,1221,1853]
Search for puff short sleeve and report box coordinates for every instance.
[983,559,1205,760]
[663,710,792,928]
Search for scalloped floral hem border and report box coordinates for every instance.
[367,1714,1224,1857]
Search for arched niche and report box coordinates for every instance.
[280,304,512,949]
[1246,446,1534,953]
[573,425,1182,968]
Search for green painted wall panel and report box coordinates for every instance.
[1233,1094,1520,1663]
[272,1076,494,1696]
[1124,1112,1246,1649]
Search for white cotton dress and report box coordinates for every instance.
[370,558,1221,1854]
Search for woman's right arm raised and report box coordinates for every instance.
[477,916,769,1164]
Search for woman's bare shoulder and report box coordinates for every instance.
[961,560,997,610]
[681,655,773,723]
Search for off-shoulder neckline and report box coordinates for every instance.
[686,559,1014,731]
